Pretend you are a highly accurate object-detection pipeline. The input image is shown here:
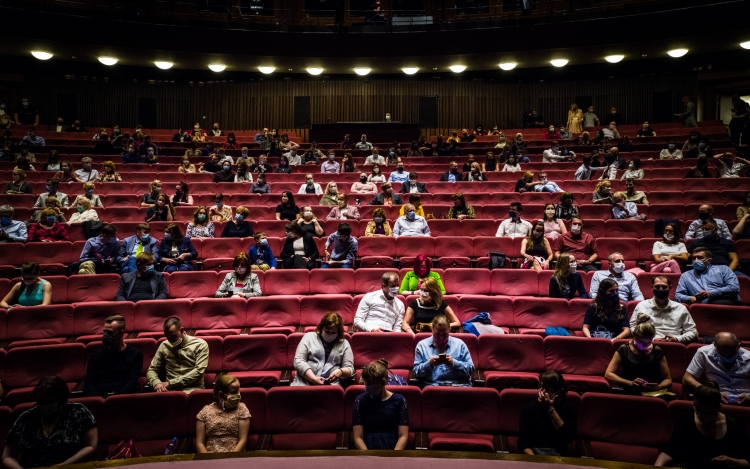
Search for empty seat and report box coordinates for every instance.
[443,269,491,295]
[396,237,435,257]
[6,305,74,348]
[246,296,300,335]
[689,304,750,341]
[544,336,612,393]
[357,237,396,257]
[351,333,415,381]
[309,269,354,294]
[168,271,218,298]
[263,269,309,295]
[460,220,499,238]
[491,270,539,296]
[513,298,572,335]
[480,335,545,391]
[67,274,121,303]
[222,335,287,388]
[457,295,514,328]
[191,297,246,337]
[185,388,267,450]
[300,295,354,330]
[265,387,345,450]
[133,299,192,339]
[605,220,645,238]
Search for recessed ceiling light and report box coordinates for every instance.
[499,62,517,70]
[402,67,419,75]
[740,41,750,50]
[667,49,688,57]
[354,67,371,75]
[550,59,568,67]
[449,65,467,73]
[208,64,226,72]
[154,61,173,69]
[31,51,53,60]
[258,66,275,74]
[605,55,624,63]
[307,67,323,75]
[98,57,118,66]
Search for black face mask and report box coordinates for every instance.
[102,331,117,348]
[360,177,367,183]
[653,289,669,300]
[698,212,710,221]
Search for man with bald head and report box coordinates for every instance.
[392,204,430,237]
[685,204,732,240]
[684,332,750,406]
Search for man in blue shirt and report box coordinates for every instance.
[590,252,645,302]
[77,224,121,275]
[414,315,474,387]
[322,223,358,269]
[388,160,410,183]
[248,232,277,271]
[676,247,740,305]
[0,205,27,242]
[117,223,161,273]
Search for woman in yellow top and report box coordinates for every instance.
[365,208,392,236]
[399,254,445,294]
[399,194,425,217]
[567,104,583,133]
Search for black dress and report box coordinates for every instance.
[221,220,254,238]
[660,412,750,468]
[352,393,409,450]
[583,304,629,337]
[276,204,300,222]
[616,343,664,394]
[408,299,448,326]
[517,400,577,455]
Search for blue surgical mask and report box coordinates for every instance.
[223,166,230,172]
[86,189,94,195]
[216,202,223,208]
[145,265,155,272]
[692,260,706,272]
[141,234,150,243]
[259,238,268,246]
[0,216,10,226]
[719,353,738,364]
[45,216,57,224]
[235,214,244,221]
[45,185,52,192]
[406,211,416,220]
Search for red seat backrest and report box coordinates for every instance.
[300,295,354,326]
[168,271,219,298]
[263,269,309,295]
[190,297,246,330]
[690,304,750,340]
[265,387,344,434]
[479,334,544,372]
[133,299,193,332]
[581,393,670,447]
[101,393,188,443]
[246,296,300,328]
[6,305,74,341]
[5,343,85,387]
[353,268,399,294]
[544,336,613,376]
[357,237,396,257]
[514,298,571,330]
[421,387,501,434]
[223,335,287,372]
[67,274,121,303]
[309,269,354,295]
[72,302,135,336]
[492,269,539,296]
[443,268,491,295]
[352,332,414,370]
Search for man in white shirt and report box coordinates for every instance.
[631,276,698,344]
[533,171,563,193]
[364,148,385,165]
[589,252,645,302]
[356,134,373,151]
[542,141,567,163]
[574,156,594,180]
[354,272,405,332]
[660,141,683,159]
[601,122,620,139]
[393,204,431,237]
[495,202,532,238]
[388,160,410,183]
[714,152,749,178]
[683,332,750,405]
[74,157,99,182]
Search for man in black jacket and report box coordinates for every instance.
[370,182,404,205]
[399,172,428,194]
[83,314,143,398]
[439,161,463,182]
[114,252,169,301]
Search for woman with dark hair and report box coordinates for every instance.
[520,221,553,272]
[341,153,356,173]
[275,191,300,221]
[186,206,215,238]
[159,223,198,272]
[621,158,644,180]
[542,203,566,240]
[685,157,714,178]
[0,262,52,308]
[222,132,239,150]
[582,278,630,339]
[655,382,750,467]
[280,220,319,269]
[340,134,355,150]
[235,160,253,182]
[195,374,250,453]
[145,193,175,222]
[275,155,292,174]
[517,371,577,457]
[172,181,193,206]
[292,312,353,386]
[399,253,445,294]
[447,192,475,219]
[407,141,422,157]
[651,222,688,273]
[215,252,261,298]
[365,208,392,237]
[3,375,98,468]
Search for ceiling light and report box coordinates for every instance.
[449,65,467,73]
[31,51,53,60]
[258,66,275,74]
[402,67,419,75]
[306,67,323,75]
[499,62,517,70]
[740,41,750,50]
[667,49,688,57]
[354,67,371,76]
[154,61,173,69]
[208,64,226,72]
[98,57,118,66]
[550,59,568,67]
[605,55,624,63]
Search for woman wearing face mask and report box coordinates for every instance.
[620,158,644,180]
[682,131,701,154]
[399,254,445,295]
[685,157,714,178]
[582,278,630,339]
[482,152,499,172]
[215,252,261,298]
[320,182,339,206]
[368,164,386,183]
[27,208,70,242]
[298,174,323,195]
[140,179,162,207]
[5,169,32,194]
[145,194,175,223]
[29,196,66,224]
[341,153,356,173]
[276,191,300,221]
[549,253,588,300]
[97,160,122,183]
[187,206,215,238]
[365,208,392,237]
[494,132,507,149]
[159,224,198,272]
[352,359,409,451]
[172,181,194,206]
[651,222,688,273]
[208,193,232,222]
[221,207,254,238]
[502,154,521,172]
[79,182,103,207]
[521,221,553,272]
[611,192,646,220]
[297,205,325,237]
[275,155,292,174]
[249,173,270,194]
[53,161,76,183]
[605,314,672,396]
[592,180,613,204]
[281,221,319,269]
[465,162,486,182]
[407,141,422,157]
[279,133,299,152]
[660,140,683,160]
[292,312,353,386]
[195,374,251,454]
[222,132,239,150]
[235,160,253,182]
[68,197,99,224]
[447,192,475,220]
[541,203,567,240]
[517,371,577,457]
[3,375,98,468]
[42,150,61,171]
[0,262,52,308]
[655,382,750,468]
[401,277,459,334]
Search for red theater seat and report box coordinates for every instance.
[300,295,354,330]
[544,336,612,393]
[513,298,571,335]
[186,388,267,450]
[6,305,73,348]
[491,269,539,296]
[353,268,398,294]
[460,220,499,238]
[351,333,414,381]
[222,335,287,388]
[456,295,513,328]
[266,387,345,450]
[263,269,309,295]
[480,335,545,391]
[67,274,121,303]
[168,271,219,298]
[246,296,300,335]
[443,268,491,295]
[396,237,435,257]
[309,269,354,294]
[73,302,135,343]
[133,299,192,339]
[357,237,396,257]
[84,338,158,389]
[690,304,750,341]
[605,220,645,238]
[191,297,246,337]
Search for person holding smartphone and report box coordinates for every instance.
[413,315,474,387]
[291,312,353,386]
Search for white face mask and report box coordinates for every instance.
[568,263,577,274]
[420,290,430,298]
[571,225,582,234]
[236,267,247,275]
[321,332,338,343]
[304,211,313,218]
[612,262,625,274]
[664,233,674,241]
[387,286,399,297]
[545,209,555,216]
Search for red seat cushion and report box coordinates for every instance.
[428,432,495,452]
[484,371,540,391]
[229,371,282,388]
[271,433,338,450]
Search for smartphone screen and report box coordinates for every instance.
[439,353,446,360]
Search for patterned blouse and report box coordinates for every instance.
[197,403,251,453]
[98,172,122,182]
[447,204,476,219]
[186,222,215,238]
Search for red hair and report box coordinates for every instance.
[413,254,431,274]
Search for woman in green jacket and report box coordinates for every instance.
[399,253,445,294]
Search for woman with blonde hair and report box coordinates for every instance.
[195,374,250,453]
[567,104,583,133]
[5,169,31,194]
[320,182,339,206]
[592,180,613,204]
[549,253,588,300]
[178,156,196,174]
[80,182,103,207]
[69,197,99,223]
[30,196,66,223]
[402,277,459,333]
[27,208,70,241]
[140,179,162,207]
[365,208,392,236]
[215,252,262,298]
[221,206,254,238]
[292,312,353,386]
[98,160,122,182]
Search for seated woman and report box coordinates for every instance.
[401,278,460,334]
[320,182,339,206]
[208,193,232,223]
[276,191,300,222]
[583,278,630,339]
[140,180,162,207]
[53,161,77,183]
[341,153,356,173]
[400,254,445,295]
[42,150,61,172]
[5,169,32,194]
[186,206,216,238]
[368,164,386,183]
[651,222,688,273]
[541,203,566,240]
[221,206,254,238]
[605,314,672,395]
[195,374,250,453]
[222,132,239,150]
[620,158,644,180]
[685,157,714,178]
[555,192,579,221]
[399,194,424,218]
[3,375,97,468]
[483,152,500,172]
[281,220,319,270]
[549,253,588,300]
[352,359,409,451]
[0,262,52,308]
[69,197,99,224]
[29,196,66,224]
[514,171,538,193]
[447,192,475,219]
[611,191,646,220]
[79,182,103,208]
[465,162,486,181]
[655,382,750,468]
[145,194,175,223]
[114,252,168,302]
[503,154,522,172]
[275,155,292,174]
[520,221,553,272]
[365,208,392,236]
[248,173,270,194]
[292,312,354,386]
[413,315,474,387]
[215,252,262,298]
[592,180,613,204]
[235,160,253,182]
[172,181,194,206]
[159,223,198,272]
[517,371,577,457]
[27,208,70,242]
[178,156,197,174]
[298,206,325,237]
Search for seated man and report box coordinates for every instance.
[0,205,28,242]
[689,221,742,275]
[321,151,340,174]
[574,155,595,180]
[611,192,646,220]
[146,317,209,393]
[114,252,169,302]
[393,204,430,237]
[413,315,474,387]
[399,172,428,194]
[353,272,405,332]
[533,171,563,193]
[543,127,560,141]
[676,247,740,305]
[623,178,649,204]
[364,148,385,165]
[590,252,645,302]
[685,204,732,240]
[388,159,410,183]
[370,182,403,206]
[542,141,567,163]
[77,224,120,275]
[495,202,533,238]
[74,157,100,183]
[356,134,373,151]
[713,152,749,178]
[117,223,160,273]
[439,162,463,182]
[322,223,358,269]
[200,154,223,174]
[631,276,698,344]
[83,314,143,398]
[554,217,599,272]
[20,127,45,146]
[34,178,69,208]
[350,173,378,195]
[683,332,750,406]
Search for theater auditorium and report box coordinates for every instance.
[0,0,749,467]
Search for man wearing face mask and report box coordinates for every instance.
[543,126,560,141]
[582,106,600,128]
[83,315,143,398]
[364,147,385,165]
[399,172,428,194]
[393,204,430,238]
[321,152,340,174]
[209,122,223,137]
[13,97,39,127]
[689,222,743,276]
[73,157,99,182]
[683,332,750,406]
[34,178,69,208]
[589,252,645,302]
[631,276,698,344]
[122,144,142,165]
[439,161,463,182]
[148,317,209,393]
[0,205,27,242]
[387,159,409,183]
[496,202,533,238]
[354,273,405,332]
[357,134,373,151]
[623,178,649,205]
[77,224,120,275]
[533,171,563,193]
[212,161,236,183]
[322,223,358,269]
[114,252,168,302]
[676,248,740,305]
[713,152,749,179]
[554,217,599,272]
[350,172,378,195]
[369,182,403,206]
[542,141,566,163]
[117,223,160,273]
[298,174,323,195]
[685,205,732,240]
